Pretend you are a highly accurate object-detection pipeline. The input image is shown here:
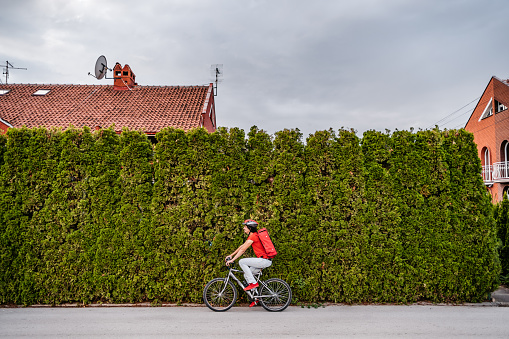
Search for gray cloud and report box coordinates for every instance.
[1,0,509,139]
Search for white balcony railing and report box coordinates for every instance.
[493,162,509,181]
[482,165,493,182]
[482,162,509,183]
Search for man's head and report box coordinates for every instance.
[242,219,258,234]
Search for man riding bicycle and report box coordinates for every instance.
[225,219,272,306]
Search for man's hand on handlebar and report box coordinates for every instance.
[225,256,234,266]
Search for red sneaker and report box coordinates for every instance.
[243,283,259,291]
[249,300,259,307]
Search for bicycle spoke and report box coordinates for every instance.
[259,278,292,312]
[203,278,237,312]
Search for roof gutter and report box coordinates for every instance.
[200,84,215,131]
[201,84,214,115]
[0,117,13,128]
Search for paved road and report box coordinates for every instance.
[1,305,508,338]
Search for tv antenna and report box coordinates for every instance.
[88,55,112,80]
[211,64,223,96]
[2,61,27,84]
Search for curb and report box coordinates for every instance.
[492,302,509,307]
[1,303,205,308]
[2,302,506,308]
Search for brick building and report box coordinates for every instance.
[465,76,509,202]
[0,63,217,140]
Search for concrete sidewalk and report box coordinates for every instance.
[491,285,509,306]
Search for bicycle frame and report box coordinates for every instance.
[222,266,274,301]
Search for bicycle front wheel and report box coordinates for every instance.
[203,278,237,312]
[259,278,292,312]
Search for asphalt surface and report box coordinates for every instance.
[1,305,509,338]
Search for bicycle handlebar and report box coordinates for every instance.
[225,256,234,267]
[224,257,234,269]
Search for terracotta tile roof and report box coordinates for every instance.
[0,84,212,134]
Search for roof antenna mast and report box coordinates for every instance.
[2,61,27,84]
[211,64,223,96]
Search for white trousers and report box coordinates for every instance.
[238,257,272,284]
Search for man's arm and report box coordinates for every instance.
[226,239,253,265]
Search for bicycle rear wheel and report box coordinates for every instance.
[203,278,237,312]
[259,278,292,312]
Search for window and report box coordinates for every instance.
[484,147,491,166]
[482,147,492,182]
[504,186,509,199]
[0,89,10,95]
[33,89,51,96]
[500,141,509,179]
[496,100,508,113]
[479,98,493,120]
[501,141,509,163]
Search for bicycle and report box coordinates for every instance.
[203,262,292,312]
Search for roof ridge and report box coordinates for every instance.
[0,83,107,87]
[135,84,209,88]
[493,76,509,88]
[0,83,210,89]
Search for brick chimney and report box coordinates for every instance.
[113,63,137,90]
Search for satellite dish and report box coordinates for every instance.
[94,55,108,80]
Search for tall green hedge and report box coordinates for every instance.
[494,196,509,284]
[0,126,500,305]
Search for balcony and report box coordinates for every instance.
[493,162,509,182]
[483,162,509,184]
[482,165,493,183]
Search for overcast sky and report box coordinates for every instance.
[1,0,509,140]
